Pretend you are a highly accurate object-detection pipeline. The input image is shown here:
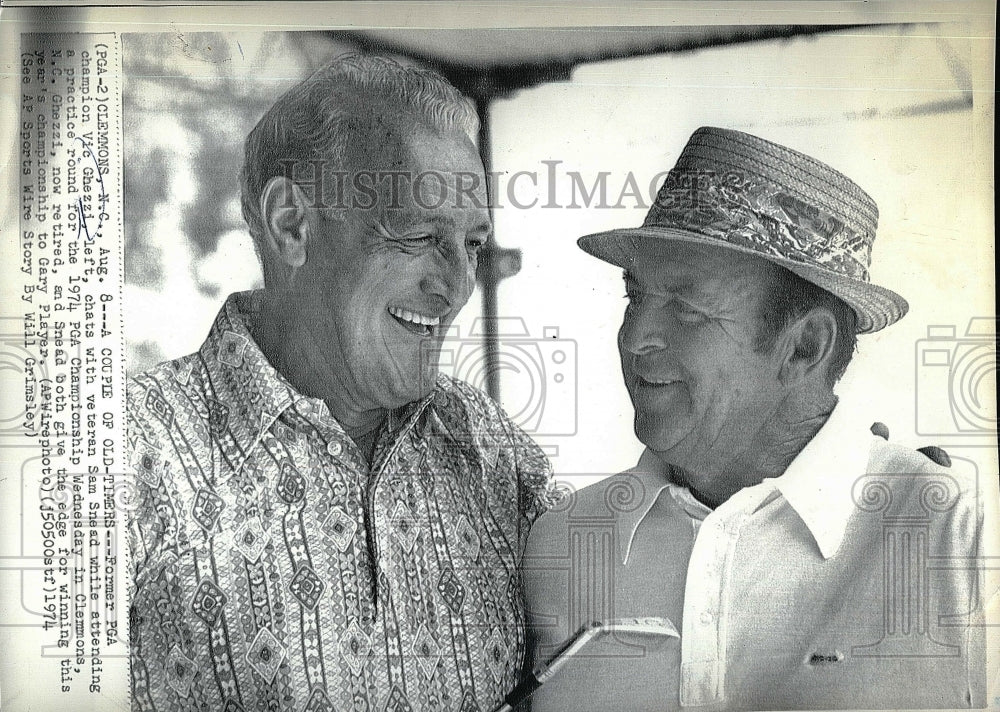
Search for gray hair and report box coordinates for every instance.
[239,54,479,258]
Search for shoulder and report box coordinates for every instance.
[864,436,982,545]
[433,374,498,416]
[429,375,550,467]
[869,436,949,473]
[128,352,203,409]
[573,473,648,517]
[867,436,977,495]
[526,472,649,551]
[431,374,528,443]
[583,470,660,518]
[127,352,207,477]
[128,353,203,428]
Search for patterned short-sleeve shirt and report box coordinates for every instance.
[127,291,556,712]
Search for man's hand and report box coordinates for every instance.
[869,421,952,467]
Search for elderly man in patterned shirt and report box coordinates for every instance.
[127,55,555,712]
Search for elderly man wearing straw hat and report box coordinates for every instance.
[522,128,995,710]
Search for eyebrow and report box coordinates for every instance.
[468,217,492,236]
[379,210,492,240]
[377,211,451,236]
[622,270,694,294]
[623,271,649,287]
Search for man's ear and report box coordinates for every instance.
[260,176,311,271]
[778,307,837,385]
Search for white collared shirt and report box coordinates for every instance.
[524,400,994,710]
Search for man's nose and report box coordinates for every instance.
[420,241,473,306]
[620,305,669,356]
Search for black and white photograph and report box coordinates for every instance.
[1,3,996,711]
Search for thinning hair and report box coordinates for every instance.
[754,264,858,386]
[239,54,479,260]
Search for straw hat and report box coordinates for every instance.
[578,127,908,333]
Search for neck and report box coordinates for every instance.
[251,289,388,443]
[742,393,836,479]
[666,390,837,508]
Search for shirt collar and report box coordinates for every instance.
[199,291,441,476]
[619,395,875,563]
[616,450,674,565]
[770,395,874,559]
[197,291,300,474]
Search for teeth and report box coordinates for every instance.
[388,306,441,327]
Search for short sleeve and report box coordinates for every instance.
[440,376,557,551]
[510,420,558,528]
[485,391,558,551]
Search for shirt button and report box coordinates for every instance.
[700,611,715,625]
[326,441,343,457]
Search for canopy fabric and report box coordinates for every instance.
[336,25,867,73]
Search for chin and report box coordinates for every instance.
[396,366,439,406]
[634,413,682,454]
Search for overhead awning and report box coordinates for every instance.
[336,25,873,96]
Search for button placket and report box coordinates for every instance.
[682,508,730,706]
[685,488,770,706]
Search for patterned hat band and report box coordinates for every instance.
[643,168,873,282]
[578,127,909,333]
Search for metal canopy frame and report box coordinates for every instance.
[333,24,876,400]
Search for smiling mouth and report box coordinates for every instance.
[387,306,442,337]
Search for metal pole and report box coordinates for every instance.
[475,95,502,402]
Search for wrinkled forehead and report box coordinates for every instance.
[348,120,490,223]
[625,239,777,295]
[347,114,479,175]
